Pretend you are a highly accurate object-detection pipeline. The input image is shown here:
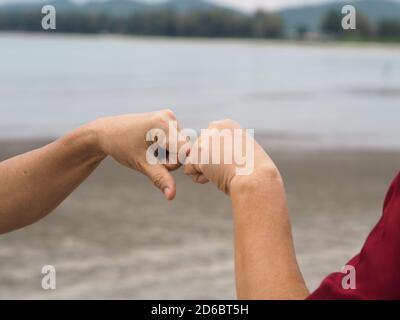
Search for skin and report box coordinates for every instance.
[0,109,183,235]
[0,110,307,299]
[185,119,309,300]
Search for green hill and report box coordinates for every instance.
[0,0,235,16]
[277,0,400,32]
[1,0,399,39]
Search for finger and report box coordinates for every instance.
[185,139,202,170]
[184,163,200,176]
[163,119,188,166]
[175,134,191,165]
[195,174,209,184]
[189,173,209,185]
[190,174,199,184]
[141,163,176,201]
[176,131,188,154]
[166,138,187,168]
[165,162,181,171]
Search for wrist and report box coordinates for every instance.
[230,165,289,222]
[230,165,284,197]
[70,122,108,162]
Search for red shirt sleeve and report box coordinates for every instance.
[307,172,400,300]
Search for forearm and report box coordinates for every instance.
[231,168,309,300]
[0,124,106,234]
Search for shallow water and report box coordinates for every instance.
[0,33,400,147]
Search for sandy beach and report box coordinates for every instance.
[0,139,398,299]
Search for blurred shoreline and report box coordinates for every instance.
[2,130,400,152]
[1,31,400,48]
[0,138,398,299]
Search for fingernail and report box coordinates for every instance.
[163,187,170,199]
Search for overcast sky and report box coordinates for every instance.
[211,0,333,11]
[0,0,336,11]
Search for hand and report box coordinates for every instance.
[89,109,184,200]
[184,120,308,300]
[184,119,282,195]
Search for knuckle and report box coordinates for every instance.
[162,108,176,120]
[208,119,241,131]
[152,112,164,123]
[222,118,234,124]
[222,118,240,128]
[153,113,169,129]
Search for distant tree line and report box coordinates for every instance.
[320,10,400,41]
[0,9,399,42]
[0,10,284,39]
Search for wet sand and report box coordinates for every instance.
[0,139,398,299]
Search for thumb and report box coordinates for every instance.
[142,163,176,201]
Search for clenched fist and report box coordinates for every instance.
[184,119,282,195]
[89,109,185,200]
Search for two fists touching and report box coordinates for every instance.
[89,110,310,300]
[88,109,281,199]
[0,108,308,299]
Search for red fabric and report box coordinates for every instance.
[308,172,400,300]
